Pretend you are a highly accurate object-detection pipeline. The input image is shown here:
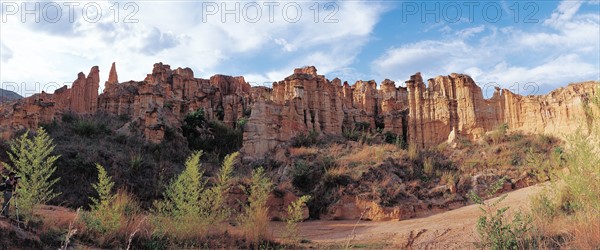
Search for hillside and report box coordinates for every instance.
[0,88,22,103]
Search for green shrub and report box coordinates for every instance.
[182,109,242,158]
[198,152,238,226]
[489,123,509,144]
[468,177,532,249]
[291,160,312,191]
[82,164,119,236]
[423,157,436,177]
[291,130,320,147]
[383,131,396,144]
[236,117,248,129]
[354,121,370,132]
[80,164,143,247]
[73,120,108,137]
[61,113,77,123]
[407,143,420,162]
[342,128,360,141]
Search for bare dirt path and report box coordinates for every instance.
[271,183,546,249]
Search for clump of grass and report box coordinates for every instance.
[407,143,420,161]
[423,157,436,176]
[488,123,508,144]
[289,147,319,157]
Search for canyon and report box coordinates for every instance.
[0,63,597,158]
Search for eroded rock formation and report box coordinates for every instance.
[0,66,100,138]
[1,64,597,159]
[97,62,252,143]
[242,68,598,158]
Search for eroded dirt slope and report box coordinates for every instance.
[271,183,546,249]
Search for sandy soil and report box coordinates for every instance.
[270,183,547,249]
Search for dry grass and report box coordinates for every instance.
[337,144,397,167]
[289,147,319,157]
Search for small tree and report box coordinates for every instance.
[152,151,208,241]
[83,164,120,235]
[200,152,238,225]
[284,195,311,244]
[239,167,273,244]
[90,164,116,210]
[154,151,205,218]
[6,128,60,219]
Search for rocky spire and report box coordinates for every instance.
[104,62,119,92]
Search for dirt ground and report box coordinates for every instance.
[270,183,546,249]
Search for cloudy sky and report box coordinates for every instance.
[1,0,599,97]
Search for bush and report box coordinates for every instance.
[407,143,420,162]
[151,151,243,245]
[468,177,532,249]
[291,160,314,191]
[354,121,370,132]
[489,123,509,144]
[342,128,360,141]
[182,109,242,158]
[423,157,436,177]
[73,120,108,137]
[198,152,238,226]
[291,130,320,147]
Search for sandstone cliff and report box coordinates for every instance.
[242,69,598,158]
[1,64,597,158]
[0,66,100,139]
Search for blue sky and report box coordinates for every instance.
[1,0,599,97]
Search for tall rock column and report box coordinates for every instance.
[69,66,99,114]
[104,62,119,92]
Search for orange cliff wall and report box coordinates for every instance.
[242,68,598,159]
[1,63,253,143]
[0,66,100,139]
[1,64,597,159]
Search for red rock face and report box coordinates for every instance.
[242,68,598,159]
[0,66,100,139]
[98,62,253,143]
[1,64,597,158]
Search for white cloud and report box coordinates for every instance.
[0,1,388,96]
[0,43,13,62]
[455,25,485,39]
[372,0,599,95]
[544,1,583,28]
